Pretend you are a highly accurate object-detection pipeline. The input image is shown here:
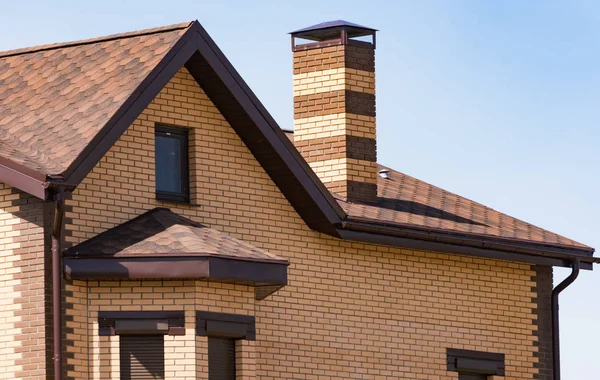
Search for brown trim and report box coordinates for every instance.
[64,256,288,291]
[337,228,594,270]
[196,311,255,340]
[98,311,185,336]
[0,157,49,200]
[51,187,66,380]
[341,217,595,256]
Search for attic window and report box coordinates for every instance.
[155,125,189,203]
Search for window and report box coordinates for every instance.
[458,375,488,380]
[197,311,256,380]
[208,337,236,380]
[155,125,189,203]
[98,311,185,380]
[447,348,505,378]
[120,335,164,380]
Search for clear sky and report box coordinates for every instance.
[1,0,598,377]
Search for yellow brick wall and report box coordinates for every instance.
[62,67,541,379]
[64,279,255,380]
[292,67,375,97]
[0,183,50,379]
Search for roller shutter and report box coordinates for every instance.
[459,375,488,380]
[208,337,236,380]
[119,335,165,380]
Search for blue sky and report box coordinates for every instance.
[2,1,599,377]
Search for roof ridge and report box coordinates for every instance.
[0,21,193,59]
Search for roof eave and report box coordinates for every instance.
[63,255,288,299]
[0,157,49,199]
[338,220,595,270]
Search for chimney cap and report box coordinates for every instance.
[290,20,377,38]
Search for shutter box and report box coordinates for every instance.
[98,311,185,336]
[196,311,255,340]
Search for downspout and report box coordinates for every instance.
[551,257,580,380]
[51,187,66,380]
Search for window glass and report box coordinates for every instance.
[156,135,183,193]
[155,126,189,202]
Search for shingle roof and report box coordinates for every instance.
[282,130,591,252]
[63,208,287,263]
[1,22,593,263]
[340,165,591,250]
[0,22,192,175]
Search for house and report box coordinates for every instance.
[0,19,596,380]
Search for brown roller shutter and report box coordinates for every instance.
[459,375,488,380]
[208,337,236,380]
[120,335,165,380]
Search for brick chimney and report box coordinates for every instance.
[291,20,377,203]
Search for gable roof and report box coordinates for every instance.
[0,20,344,234]
[0,23,190,177]
[0,21,594,268]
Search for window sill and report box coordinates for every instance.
[156,197,201,208]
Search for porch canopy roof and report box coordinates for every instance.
[63,208,288,299]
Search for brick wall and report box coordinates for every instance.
[64,279,255,380]
[62,67,548,379]
[293,45,378,202]
[0,183,51,379]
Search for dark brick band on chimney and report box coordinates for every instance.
[291,21,378,203]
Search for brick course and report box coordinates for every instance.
[56,67,548,379]
[0,183,51,379]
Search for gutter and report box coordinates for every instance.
[338,220,595,269]
[51,186,66,380]
[551,258,580,380]
[0,158,50,200]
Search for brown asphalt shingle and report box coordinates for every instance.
[0,22,192,175]
[283,130,591,251]
[1,23,590,255]
[63,208,287,263]
[337,164,592,251]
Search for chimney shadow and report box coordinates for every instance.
[374,197,489,227]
